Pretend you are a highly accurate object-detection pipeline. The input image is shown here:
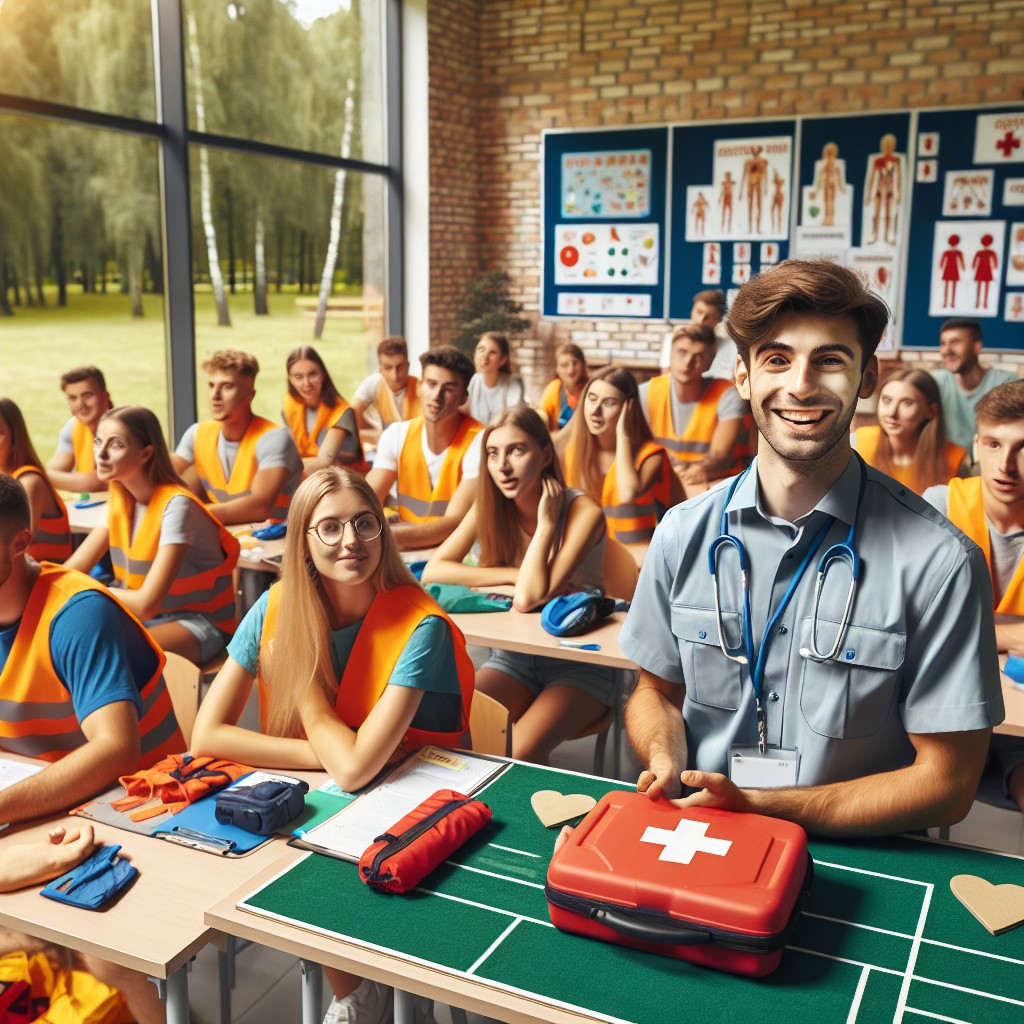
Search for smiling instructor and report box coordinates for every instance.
[620,260,1004,838]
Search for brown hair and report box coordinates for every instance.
[420,345,475,390]
[0,470,31,537]
[476,406,561,568]
[940,317,983,343]
[871,370,950,492]
[0,398,45,474]
[669,323,716,350]
[285,346,341,408]
[99,407,185,490]
[566,366,654,503]
[693,289,726,313]
[378,336,409,359]
[478,332,513,376]
[60,366,107,391]
[728,260,890,368]
[976,379,1024,426]
[202,349,260,381]
[554,342,587,365]
[264,468,418,738]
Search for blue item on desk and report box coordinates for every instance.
[1003,654,1024,685]
[542,588,626,638]
[407,560,427,580]
[40,844,137,909]
[252,522,287,540]
[74,499,106,509]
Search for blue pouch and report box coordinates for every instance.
[541,588,627,637]
[252,521,287,540]
[40,844,137,910]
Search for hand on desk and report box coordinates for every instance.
[0,824,97,893]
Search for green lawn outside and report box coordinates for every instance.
[0,285,379,458]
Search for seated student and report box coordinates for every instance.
[190,467,473,1024]
[0,398,71,562]
[366,345,483,550]
[172,349,302,526]
[640,324,748,495]
[853,369,967,495]
[423,406,608,764]
[465,332,526,425]
[923,380,1024,812]
[66,407,240,664]
[563,366,682,544]
[283,345,369,474]
[47,365,113,493]
[351,335,422,448]
[659,289,733,379]
[539,342,589,448]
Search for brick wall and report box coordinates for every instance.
[427,0,1024,397]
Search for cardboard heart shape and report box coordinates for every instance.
[950,874,1024,935]
[530,790,597,829]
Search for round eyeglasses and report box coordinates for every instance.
[307,512,383,546]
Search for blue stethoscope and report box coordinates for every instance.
[706,457,867,750]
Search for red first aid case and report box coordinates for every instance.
[545,791,812,977]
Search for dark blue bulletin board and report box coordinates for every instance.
[668,119,796,320]
[904,105,1024,351]
[542,128,669,319]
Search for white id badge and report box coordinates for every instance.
[729,746,799,788]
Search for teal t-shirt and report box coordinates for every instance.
[228,590,462,733]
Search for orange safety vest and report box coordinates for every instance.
[194,416,292,518]
[282,392,370,473]
[647,375,733,465]
[71,418,96,473]
[108,483,241,633]
[396,415,483,522]
[854,426,966,496]
[0,564,183,764]
[947,476,1024,614]
[540,378,580,429]
[11,465,72,562]
[376,375,422,426]
[257,582,474,752]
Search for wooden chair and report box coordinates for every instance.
[161,650,200,748]
[469,690,512,757]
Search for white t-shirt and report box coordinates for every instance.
[353,372,413,432]
[373,418,483,486]
[466,373,525,425]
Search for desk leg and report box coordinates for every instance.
[300,958,323,1024]
[395,989,414,1024]
[164,967,190,1024]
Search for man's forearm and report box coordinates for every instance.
[47,469,105,493]
[625,683,688,785]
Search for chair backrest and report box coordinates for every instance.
[603,536,640,602]
[469,690,511,757]
[162,650,201,748]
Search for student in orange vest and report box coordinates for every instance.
[66,407,240,665]
[853,369,967,495]
[282,345,369,474]
[46,365,112,494]
[351,335,423,449]
[423,406,608,764]
[539,342,589,449]
[366,345,483,550]
[191,467,474,1024]
[172,349,302,526]
[563,366,682,544]
[923,380,1024,812]
[0,398,71,562]
[640,323,749,496]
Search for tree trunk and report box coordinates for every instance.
[51,205,68,308]
[298,231,307,294]
[0,259,13,316]
[129,254,144,318]
[254,209,268,315]
[226,188,236,295]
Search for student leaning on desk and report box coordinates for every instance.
[619,260,1005,838]
[191,466,474,1024]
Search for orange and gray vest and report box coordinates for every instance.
[647,376,734,465]
[108,483,241,633]
[540,378,578,429]
[11,465,72,562]
[0,564,183,764]
[282,392,370,473]
[376,376,422,427]
[71,419,96,473]
[947,476,1024,614]
[194,416,291,518]
[257,582,474,751]
[396,415,483,522]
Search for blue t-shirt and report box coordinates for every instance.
[228,590,462,733]
[0,590,156,725]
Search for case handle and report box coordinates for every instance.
[590,908,711,946]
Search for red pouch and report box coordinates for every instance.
[359,789,492,893]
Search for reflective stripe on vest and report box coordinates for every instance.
[108,483,241,633]
[282,392,369,473]
[194,416,291,517]
[396,416,483,523]
[376,376,422,427]
[947,476,1024,615]
[647,376,732,463]
[258,582,475,751]
[71,419,96,473]
[11,466,72,562]
[0,564,183,764]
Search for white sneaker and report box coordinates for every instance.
[322,978,393,1024]
[412,994,437,1024]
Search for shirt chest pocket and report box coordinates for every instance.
[671,604,745,711]
[798,618,906,739]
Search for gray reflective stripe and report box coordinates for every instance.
[199,477,251,503]
[139,681,163,716]
[109,547,153,575]
[0,698,79,721]
[160,592,235,627]
[613,526,655,544]
[653,434,710,455]
[140,703,182,755]
[397,492,448,519]
[604,501,654,519]
[161,581,232,610]
[0,729,87,757]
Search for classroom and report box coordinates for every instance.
[0,3,1023,1024]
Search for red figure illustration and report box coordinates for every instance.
[939,234,964,308]
[692,192,709,235]
[718,172,735,232]
[972,233,999,310]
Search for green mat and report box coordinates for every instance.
[240,763,1024,1024]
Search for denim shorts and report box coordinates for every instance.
[481,648,617,707]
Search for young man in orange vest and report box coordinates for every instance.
[351,335,423,448]
[640,323,749,496]
[366,346,483,550]
[46,365,113,493]
[923,380,1024,812]
[172,349,302,526]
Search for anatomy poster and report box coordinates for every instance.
[1007,223,1024,287]
[928,220,1006,317]
[561,149,652,218]
[942,170,994,216]
[800,142,853,242]
[553,223,659,286]
[861,134,907,248]
[973,110,1024,164]
[556,292,652,317]
[707,135,792,240]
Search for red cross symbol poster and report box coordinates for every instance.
[974,112,1024,164]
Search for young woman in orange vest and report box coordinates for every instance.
[191,467,474,1022]
[65,407,240,664]
[853,368,967,495]
[0,398,72,563]
[563,366,683,545]
[539,342,589,448]
[283,345,369,474]
[423,406,611,764]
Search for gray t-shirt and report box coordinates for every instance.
[930,367,1018,455]
[466,373,526,425]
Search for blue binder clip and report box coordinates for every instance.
[40,844,138,910]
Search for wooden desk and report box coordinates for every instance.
[66,497,107,534]
[998,673,1024,738]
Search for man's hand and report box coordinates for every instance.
[671,770,754,813]
[0,824,98,893]
[636,763,685,801]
